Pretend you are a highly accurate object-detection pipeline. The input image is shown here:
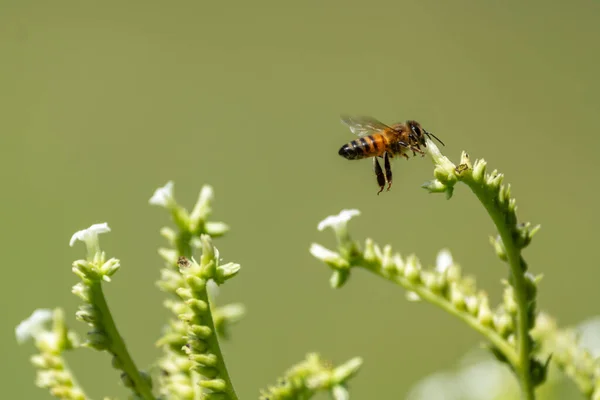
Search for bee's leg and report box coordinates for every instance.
[373,157,385,195]
[401,152,410,160]
[410,145,425,155]
[384,151,392,191]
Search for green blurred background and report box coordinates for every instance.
[2,0,599,398]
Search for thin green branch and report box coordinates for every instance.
[88,281,155,400]
[425,140,538,399]
[311,235,521,380]
[357,257,518,366]
[459,172,534,399]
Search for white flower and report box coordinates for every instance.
[435,249,453,273]
[190,185,215,231]
[317,209,360,232]
[15,309,53,344]
[149,181,175,208]
[309,244,349,269]
[198,185,214,205]
[331,385,349,400]
[69,223,111,247]
[310,243,340,261]
[406,291,422,302]
[577,316,600,357]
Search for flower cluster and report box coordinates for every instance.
[151,182,241,399]
[310,209,521,367]
[70,223,154,399]
[15,309,85,400]
[532,314,600,399]
[259,353,362,400]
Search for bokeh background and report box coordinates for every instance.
[2,0,599,398]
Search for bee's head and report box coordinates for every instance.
[408,120,445,147]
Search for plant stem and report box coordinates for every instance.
[459,175,535,400]
[199,289,239,400]
[89,282,156,400]
[357,259,519,366]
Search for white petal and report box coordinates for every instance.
[435,249,453,273]
[577,317,600,357]
[317,209,361,231]
[69,223,111,247]
[198,185,214,204]
[332,385,349,400]
[309,243,340,261]
[15,309,53,344]
[406,291,422,302]
[149,181,175,207]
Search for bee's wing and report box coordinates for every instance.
[340,115,393,137]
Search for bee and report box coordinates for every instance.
[338,115,444,194]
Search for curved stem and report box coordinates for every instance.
[459,176,535,399]
[198,289,239,400]
[89,282,156,400]
[357,259,518,366]
[424,141,536,399]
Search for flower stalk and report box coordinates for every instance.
[423,140,541,399]
[70,223,155,400]
[260,353,362,400]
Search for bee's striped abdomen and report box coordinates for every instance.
[338,134,386,160]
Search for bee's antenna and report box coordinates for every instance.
[425,130,445,146]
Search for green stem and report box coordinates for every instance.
[90,282,156,400]
[425,140,535,399]
[459,175,535,399]
[357,259,518,366]
[198,289,239,400]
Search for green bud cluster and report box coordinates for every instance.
[151,183,241,400]
[259,353,362,400]
[173,236,240,398]
[310,210,538,369]
[70,231,154,399]
[422,140,546,396]
[532,313,600,398]
[19,309,87,400]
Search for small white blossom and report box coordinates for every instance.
[436,249,453,273]
[406,291,422,302]
[331,385,349,400]
[310,243,340,261]
[465,296,479,313]
[578,317,600,357]
[317,209,360,232]
[190,185,215,231]
[149,181,175,208]
[69,223,111,247]
[15,309,53,344]
[198,185,214,205]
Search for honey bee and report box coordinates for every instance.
[338,115,444,194]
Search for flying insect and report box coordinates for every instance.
[338,115,444,194]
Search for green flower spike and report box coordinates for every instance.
[260,353,363,400]
[70,223,155,400]
[532,313,600,398]
[423,139,543,398]
[16,308,86,400]
[175,235,240,399]
[311,214,519,373]
[151,182,239,400]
